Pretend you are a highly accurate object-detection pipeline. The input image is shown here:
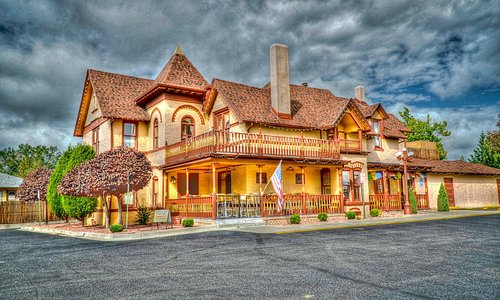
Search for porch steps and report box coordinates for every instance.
[215,218,266,228]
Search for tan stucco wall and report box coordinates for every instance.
[427,174,499,208]
[366,138,402,164]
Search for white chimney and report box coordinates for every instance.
[270,44,291,119]
[354,85,365,102]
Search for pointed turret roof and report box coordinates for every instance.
[155,46,208,90]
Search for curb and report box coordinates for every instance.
[273,211,500,234]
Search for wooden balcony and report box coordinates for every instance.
[369,193,429,211]
[165,130,360,166]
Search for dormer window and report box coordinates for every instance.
[373,119,383,150]
[124,122,137,148]
[181,116,194,140]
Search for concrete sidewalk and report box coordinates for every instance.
[13,209,500,241]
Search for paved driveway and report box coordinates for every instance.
[1,215,499,299]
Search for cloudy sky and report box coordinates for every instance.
[1,0,499,159]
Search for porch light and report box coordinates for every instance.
[286,166,295,172]
[396,148,414,215]
[170,176,177,184]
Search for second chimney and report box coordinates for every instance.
[270,44,291,119]
[354,85,365,102]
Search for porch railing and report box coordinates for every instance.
[369,193,429,211]
[369,194,403,211]
[416,194,429,210]
[165,130,356,165]
[165,194,343,219]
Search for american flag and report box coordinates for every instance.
[270,160,284,211]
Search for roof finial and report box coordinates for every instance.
[174,45,185,55]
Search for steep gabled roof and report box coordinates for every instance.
[211,79,371,129]
[155,47,208,90]
[88,70,152,121]
[74,70,152,136]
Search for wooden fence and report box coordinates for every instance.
[0,201,60,224]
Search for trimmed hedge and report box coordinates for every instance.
[318,212,328,221]
[408,188,418,214]
[110,224,123,233]
[437,183,450,211]
[370,208,381,217]
[182,218,194,227]
[345,211,356,219]
[290,214,301,224]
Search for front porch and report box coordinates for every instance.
[368,163,432,211]
[162,159,368,221]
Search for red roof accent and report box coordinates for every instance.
[212,79,371,129]
[155,53,208,90]
[88,69,152,121]
[410,159,500,175]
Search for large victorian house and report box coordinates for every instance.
[74,44,500,225]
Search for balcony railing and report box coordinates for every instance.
[369,193,429,211]
[165,130,362,165]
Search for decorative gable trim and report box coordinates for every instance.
[171,105,205,125]
[74,70,92,137]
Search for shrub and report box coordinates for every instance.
[136,205,152,225]
[408,188,418,214]
[61,195,98,224]
[318,212,328,222]
[290,214,301,224]
[110,224,123,233]
[437,183,450,211]
[345,211,356,219]
[47,146,73,220]
[370,208,381,217]
[182,218,194,227]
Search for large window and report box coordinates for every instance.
[181,116,194,140]
[8,192,16,201]
[92,127,99,154]
[177,173,199,196]
[343,169,362,202]
[153,118,159,149]
[124,122,137,148]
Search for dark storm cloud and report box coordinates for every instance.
[0,0,499,159]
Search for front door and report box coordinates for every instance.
[218,172,232,194]
[444,178,455,207]
[496,179,500,205]
[321,168,331,194]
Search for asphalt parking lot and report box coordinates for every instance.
[1,215,499,299]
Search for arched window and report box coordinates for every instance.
[181,116,195,140]
[8,191,16,201]
[153,118,159,149]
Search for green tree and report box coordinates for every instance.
[46,146,73,220]
[0,144,60,177]
[399,107,451,159]
[437,183,449,211]
[408,188,418,214]
[486,114,500,153]
[469,132,499,168]
[60,145,97,225]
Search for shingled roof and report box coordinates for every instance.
[0,173,23,188]
[411,159,500,175]
[213,79,369,129]
[155,47,208,90]
[88,70,152,121]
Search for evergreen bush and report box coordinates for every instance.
[110,224,123,233]
[46,146,73,220]
[318,212,328,221]
[60,145,97,225]
[182,218,194,227]
[437,183,450,211]
[345,211,356,219]
[408,188,418,214]
[290,214,301,224]
[370,208,381,217]
[136,205,152,225]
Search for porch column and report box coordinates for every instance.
[382,170,389,211]
[212,163,217,220]
[185,168,189,218]
[258,164,264,216]
[338,169,344,213]
[300,166,306,214]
